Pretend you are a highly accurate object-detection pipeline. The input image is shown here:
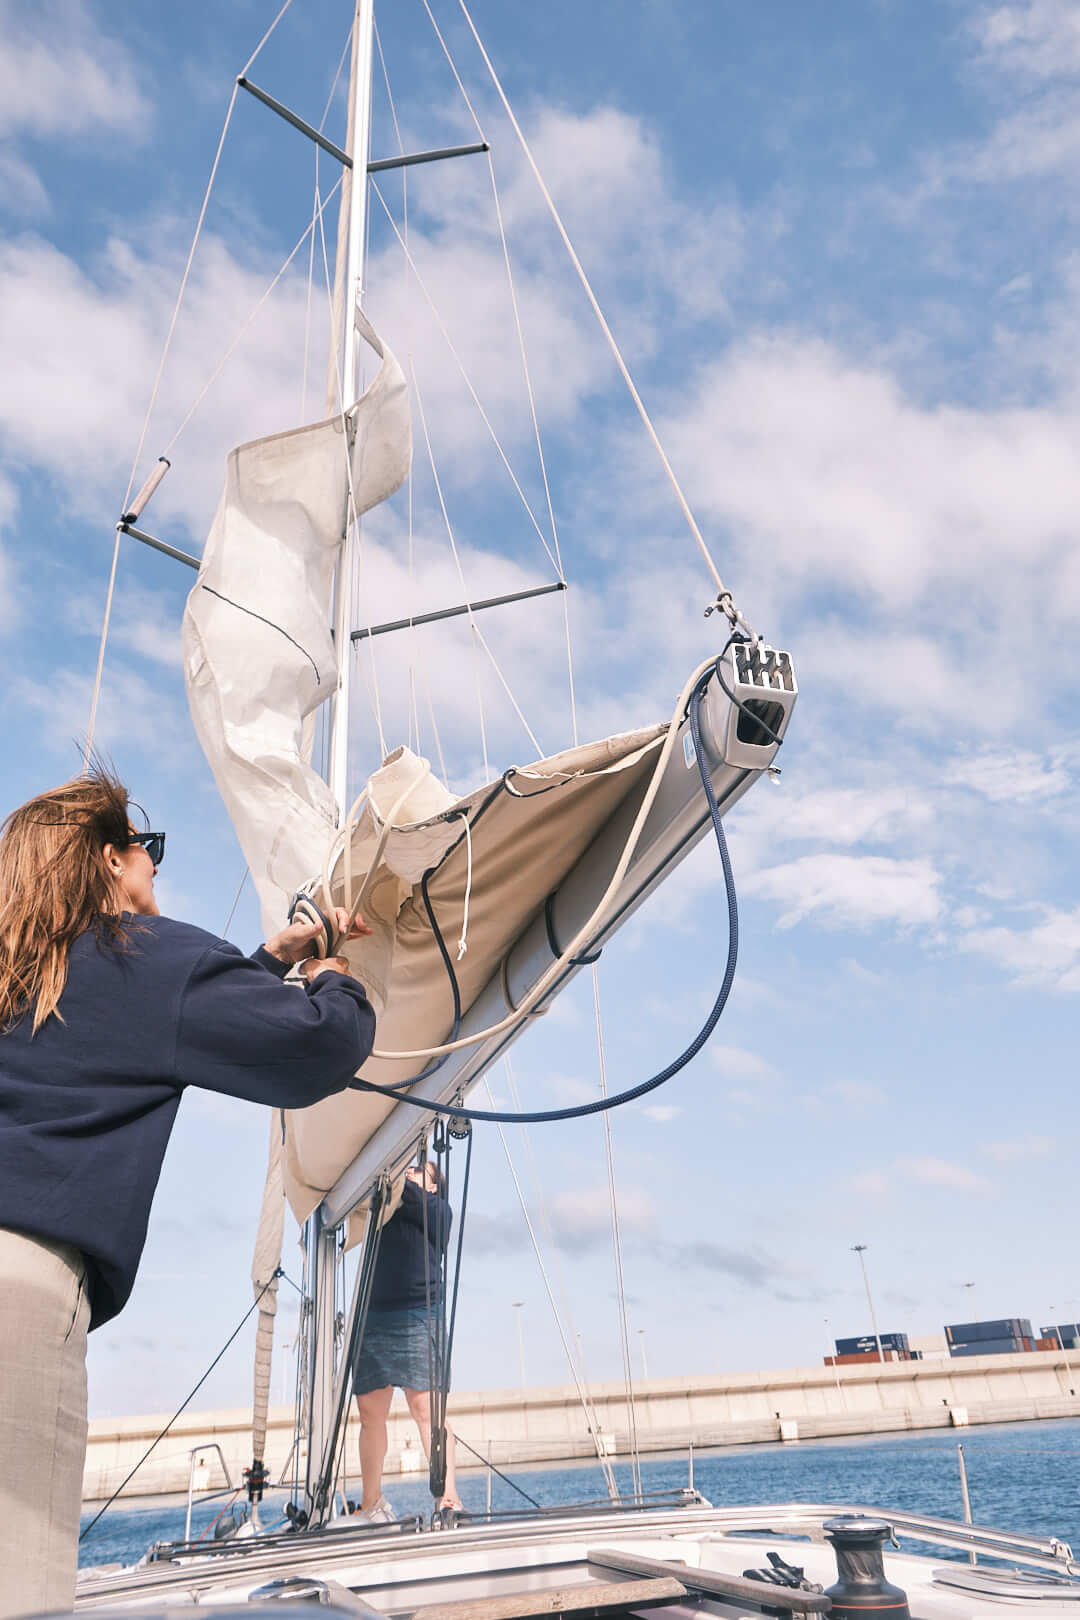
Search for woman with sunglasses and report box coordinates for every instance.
[0,766,376,1620]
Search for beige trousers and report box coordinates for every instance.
[0,1228,89,1620]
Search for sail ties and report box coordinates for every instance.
[455,813,473,962]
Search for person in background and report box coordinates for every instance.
[0,767,377,1620]
[351,1159,464,1522]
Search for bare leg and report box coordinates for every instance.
[404,1386,461,1509]
[353,1386,394,1511]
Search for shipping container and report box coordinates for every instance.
[950,1337,1033,1356]
[1040,1324,1080,1349]
[946,1318,1033,1344]
[835,1332,909,1356]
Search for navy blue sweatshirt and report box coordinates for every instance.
[0,914,375,1329]
[370,1178,452,1310]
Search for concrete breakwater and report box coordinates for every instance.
[83,1347,1080,1502]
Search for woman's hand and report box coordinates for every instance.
[299,954,352,982]
[264,906,373,965]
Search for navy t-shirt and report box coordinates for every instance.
[0,914,376,1328]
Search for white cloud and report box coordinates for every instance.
[640,1104,681,1123]
[945,749,1071,802]
[743,854,943,931]
[0,0,150,139]
[662,332,1080,634]
[547,1183,654,1251]
[0,152,48,216]
[981,1133,1056,1161]
[971,0,1080,81]
[708,1044,777,1080]
[897,1156,986,1190]
[963,904,1080,989]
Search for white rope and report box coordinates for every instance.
[418,0,487,139]
[83,535,121,768]
[375,19,427,762]
[411,359,545,760]
[221,867,250,938]
[485,1070,619,1499]
[411,365,491,778]
[162,176,343,457]
[454,0,758,638]
[456,813,473,961]
[370,179,561,577]
[369,650,714,1061]
[485,149,579,746]
[86,71,247,759]
[592,966,642,1496]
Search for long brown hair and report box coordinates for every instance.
[0,765,136,1033]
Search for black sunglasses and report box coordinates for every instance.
[128,831,166,867]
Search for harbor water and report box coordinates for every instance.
[80,1416,1080,1570]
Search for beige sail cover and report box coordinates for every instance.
[283,727,666,1227]
[182,316,412,933]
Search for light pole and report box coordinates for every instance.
[962,1281,976,1323]
[512,1301,526,1389]
[824,1316,845,1402]
[638,1329,649,1380]
[851,1244,884,1362]
[1049,1305,1075,1389]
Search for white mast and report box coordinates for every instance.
[307,0,376,1519]
[328,0,375,815]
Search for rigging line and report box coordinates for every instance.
[86,78,243,760]
[369,177,562,577]
[411,363,491,777]
[239,0,299,78]
[367,651,715,1062]
[121,81,239,514]
[592,965,642,1498]
[454,0,755,636]
[88,0,300,763]
[221,866,250,938]
[307,17,354,430]
[417,0,487,139]
[411,360,544,760]
[374,14,424,758]
[500,1061,619,1497]
[485,1072,618,1498]
[83,535,121,769]
[453,1430,540,1509]
[162,175,344,458]
[485,149,578,747]
[314,179,389,763]
[80,1272,281,1542]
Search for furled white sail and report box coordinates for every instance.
[182,315,411,935]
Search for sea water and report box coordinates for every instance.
[79,1417,1080,1570]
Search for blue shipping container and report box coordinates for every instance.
[835,1332,909,1356]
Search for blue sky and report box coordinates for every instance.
[2,0,1080,1424]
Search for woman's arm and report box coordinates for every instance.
[174,940,375,1107]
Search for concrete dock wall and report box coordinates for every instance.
[82,1347,1080,1502]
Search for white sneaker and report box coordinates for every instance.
[356,1495,396,1525]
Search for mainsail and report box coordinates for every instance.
[182,313,412,934]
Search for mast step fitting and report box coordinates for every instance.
[288,890,338,958]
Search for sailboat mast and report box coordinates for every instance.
[306,0,377,1519]
[328,0,375,812]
